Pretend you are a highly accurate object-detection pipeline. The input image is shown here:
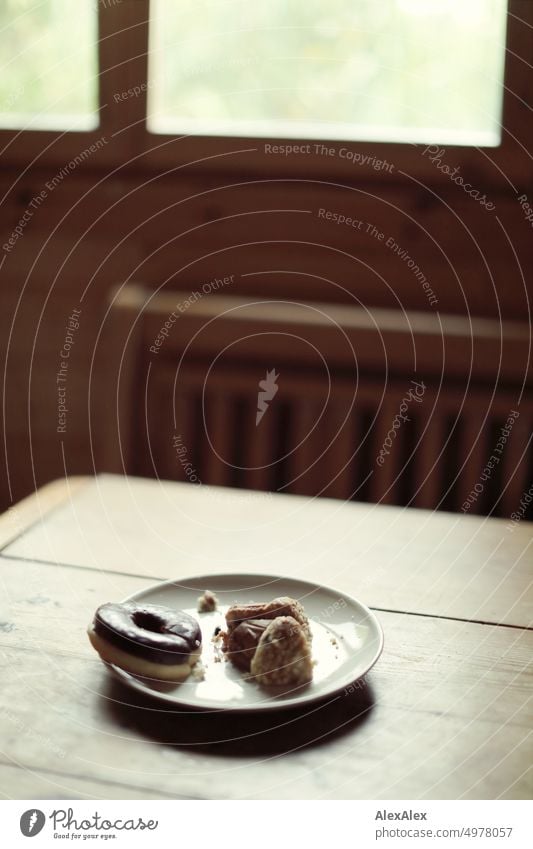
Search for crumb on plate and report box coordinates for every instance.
[197,589,219,613]
[191,661,206,681]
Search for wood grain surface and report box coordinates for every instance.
[4,475,532,627]
[0,475,531,800]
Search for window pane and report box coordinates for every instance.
[0,0,98,131]
[148,0,507,146]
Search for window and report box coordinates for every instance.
[0,0,98,131]
[0,0,528,185]
[148,0,508,147]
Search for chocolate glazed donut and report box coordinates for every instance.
[88,602,202,681]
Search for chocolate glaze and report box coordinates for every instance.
[225,619,269,671]
[93,602,201,665]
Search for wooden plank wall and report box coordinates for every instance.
[0,156,532,512]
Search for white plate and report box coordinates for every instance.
[110,573,383,712]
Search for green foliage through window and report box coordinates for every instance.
[148,0,507,146]
[0,0,97,131]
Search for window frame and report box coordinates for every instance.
[0,0,531,190]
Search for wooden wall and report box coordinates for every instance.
[1,143,532,511]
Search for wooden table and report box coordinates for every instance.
[0,474,531,800]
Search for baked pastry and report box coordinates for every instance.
[88,601,202,681]
[225,619,270,671]
[223,596,313,686]
[225,596,311,642]
[250,616,313,687]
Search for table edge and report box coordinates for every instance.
[0,476,91,551]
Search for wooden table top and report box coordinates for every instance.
[0,474,531,800]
